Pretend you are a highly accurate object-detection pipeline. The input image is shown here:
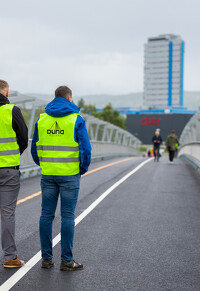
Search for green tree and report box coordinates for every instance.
[82,102,126,130]
[96,103,126,129]
[77,98,85,109]
[82,104,97,115]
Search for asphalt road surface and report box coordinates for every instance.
[0,156,200,291]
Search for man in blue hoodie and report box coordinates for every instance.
[31,86,91,271]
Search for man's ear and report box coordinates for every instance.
[67,95,72,102]
[5,90,9,98]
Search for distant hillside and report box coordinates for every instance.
[74,93,143,108]
[26,92,143,108]
[27,91,200,110]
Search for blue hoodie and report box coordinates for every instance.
[31,96,91,175]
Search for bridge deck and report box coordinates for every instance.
[0,157,200,291]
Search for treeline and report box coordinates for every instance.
[20,99,126,139]
[78,98,126,130]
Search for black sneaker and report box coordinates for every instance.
[60,260,83,271]
[41,258,54,269]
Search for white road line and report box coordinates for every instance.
[0,158,152,291]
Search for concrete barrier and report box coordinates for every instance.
[178,142,200,174]
[91,141,140,160]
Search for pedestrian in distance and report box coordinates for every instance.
[0,80,28,268]
[165,129,179,163]
[152,129,162,162]
[31,85,91,271]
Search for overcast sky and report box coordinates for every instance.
[1,0,200,96]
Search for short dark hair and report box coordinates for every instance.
[0,80,9,91]
[171,129,175,134]
[55,86,72,98]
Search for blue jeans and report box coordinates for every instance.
[153,146,160,162]
[40,174,80,262]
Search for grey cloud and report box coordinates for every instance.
[1,0,200,94]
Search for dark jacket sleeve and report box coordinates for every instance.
[75,115,92,175]
[12,106,28,155]
[166,136,169,147]
[31,120,40,165]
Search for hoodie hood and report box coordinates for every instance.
[45,96,79,117]
[0,93,9,106]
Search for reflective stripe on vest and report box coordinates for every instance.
[37,145,79,152]
[0,104,20,167]
[0,149,20,156]
[0,137,17,143]
[39,157,79,163]
[36,112,80,176]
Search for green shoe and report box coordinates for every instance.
[60,260,83,271]
[41,258,54,269]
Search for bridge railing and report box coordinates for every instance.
[20,113,141,178]
[82,114,141,159]
[178,110,200,173]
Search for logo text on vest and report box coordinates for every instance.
[47,121,64,135]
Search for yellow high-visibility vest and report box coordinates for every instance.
[0,104,20,167]
[36,113,80,175]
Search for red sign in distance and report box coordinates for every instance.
[141,117,161,126]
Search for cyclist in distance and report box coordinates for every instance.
[152,129,162,162]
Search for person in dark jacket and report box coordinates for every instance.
[0,80,28,268]
[152,129,162,162]
[31,85,91,271]
[166,129,179,163]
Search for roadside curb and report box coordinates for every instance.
[179,154,200,174]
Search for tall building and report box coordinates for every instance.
[144,34,184,108]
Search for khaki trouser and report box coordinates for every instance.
[0,168,20,260]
